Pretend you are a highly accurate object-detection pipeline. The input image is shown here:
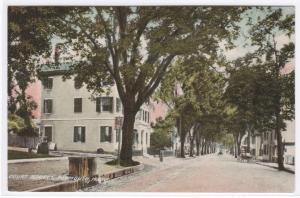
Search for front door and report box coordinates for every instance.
[44,126,52,142]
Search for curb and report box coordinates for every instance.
[100,163,144,180]
[24,163,144,192]
[8,157,68,164]
[255,162,295,174]
[26,180,80,192]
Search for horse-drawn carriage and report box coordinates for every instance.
[238,153,253,163]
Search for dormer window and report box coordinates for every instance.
[43,77,53,89]
[74,80,81,89]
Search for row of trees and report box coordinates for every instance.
[151,8,294,171]
[224,8,294,170]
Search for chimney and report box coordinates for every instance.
[54,43,61,65]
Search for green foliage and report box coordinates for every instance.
[224,7,294,167]
[220,133,235,147]
[52,6,246,161]
[8,7,71,126]
[55,6,246,109]
[150,117,174,150]
[225,64,279,132]
[106,159,140,167]
[8,113,25,133]
[8,150,54,160]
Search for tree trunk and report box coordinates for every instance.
[201,139,205,155]
[275,112,285,170]
[204,142,207,154]
[247,130,251,153]
[189,137,194,157]
[120,109,136,164]
[196,140,200,156]
[179,114,186,158]
[180,139,185,158]
[233,135,238,158]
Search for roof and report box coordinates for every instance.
[39,62,73,76]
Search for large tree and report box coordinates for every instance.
[53,6,246,164]
[225,62,279,153]
[8,7,70,130]
[248,7,294,170]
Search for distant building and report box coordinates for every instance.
[243,119,295,165]
[40,63,152,153]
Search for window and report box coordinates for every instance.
[44,126,52,142]
[141,131,144,145]
[137,110,142,120]
[74,98,82,113]
[263,132,267,141]
[96,97,101,112]
[147,112,150,123]
[43,77,53,89]
[44,99,53,113]
[146,133,148,144]
[142,110,145,121]
[74,80,81,89]
[252,136,256,144]
[100,126,112,142]
[133,129,138,144]
[74,126,85,143]
[116,129,121,142]
[102,80,114,86]
[96,97,113,112]
[116,98,122,112]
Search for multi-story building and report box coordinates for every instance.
[40,63,152,153]
[245,119,295,165]
[282,120,295,165]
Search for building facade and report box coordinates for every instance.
[244,119,295,165]
[40,64,152,153]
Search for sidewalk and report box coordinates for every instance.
[255,161,295,174]
[8,156,67,164]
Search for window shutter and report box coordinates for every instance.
[109,127,112,142]
[110,97,114,113]
[96,97,101,112]
[74,99,76,112]
[49,78,53,89]
[43,100,46,113]
[81,127,85,142]
[74,127,78,142]
[49,100,53,113]
[100,126,105,142]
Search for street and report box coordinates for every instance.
[83,154,294,193]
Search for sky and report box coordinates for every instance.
[223,6,295,61]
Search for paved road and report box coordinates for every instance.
[83,154,294,193]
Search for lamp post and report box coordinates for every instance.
[115,116,123,166]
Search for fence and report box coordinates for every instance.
[8,133,41,149]
[147,148,175,157]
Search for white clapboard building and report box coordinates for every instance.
[40,63,152,154]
